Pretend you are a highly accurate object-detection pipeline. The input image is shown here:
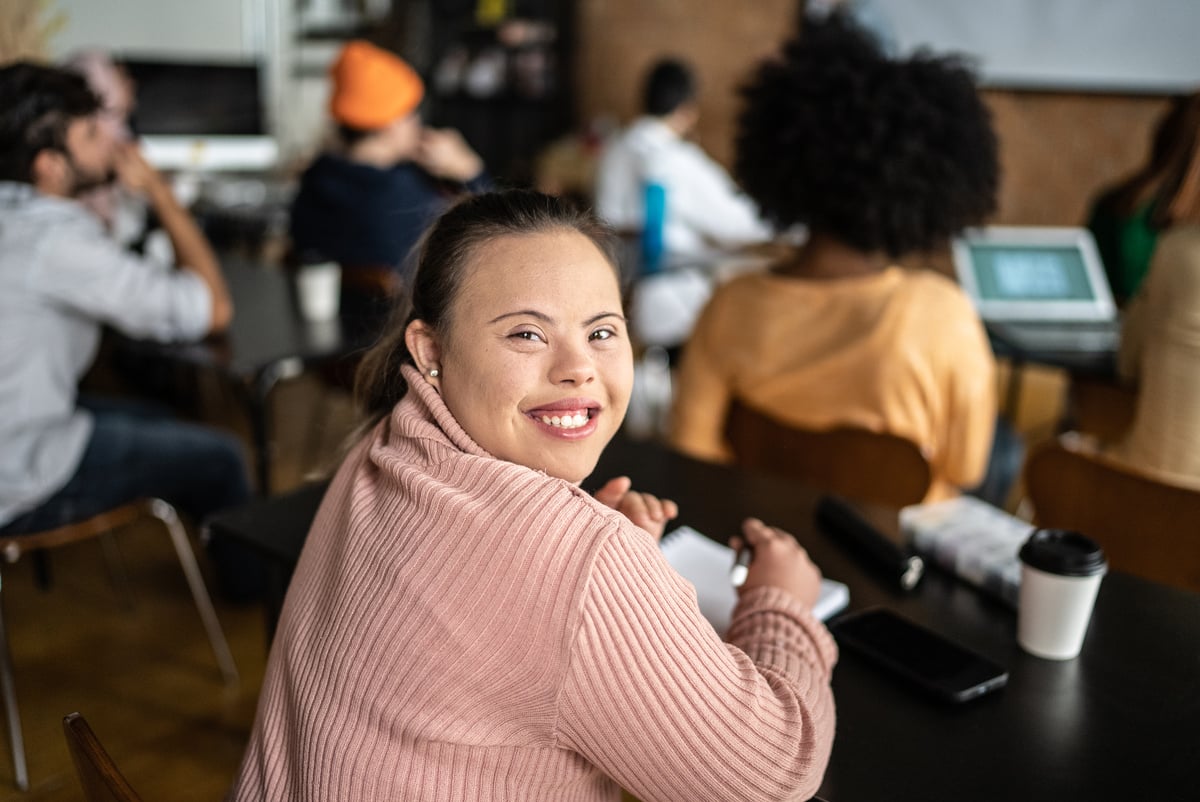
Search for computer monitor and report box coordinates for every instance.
[951,226,1117,323]
[122,57,278,171]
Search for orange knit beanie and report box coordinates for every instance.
[329,40,424,130]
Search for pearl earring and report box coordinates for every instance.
[428,368,440,378]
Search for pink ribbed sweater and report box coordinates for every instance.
[229,366,837,802]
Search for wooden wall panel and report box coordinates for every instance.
[983,90,1172,225]
[574,0,800,169]
[573,3,1177,227]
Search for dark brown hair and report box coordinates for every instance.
[354,189,621,424]
[1151,93,1200,228]
[0,62,101,184]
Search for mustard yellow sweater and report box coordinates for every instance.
[670,267,996,502]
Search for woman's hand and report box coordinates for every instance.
[729,518,823,609]
[415,128,484,183]
[594,476,679,541]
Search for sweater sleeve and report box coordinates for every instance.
[555,526,837,802]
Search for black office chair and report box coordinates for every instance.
[205,481,330,641]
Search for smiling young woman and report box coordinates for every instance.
[228,190,836,802]
[405,226,634,483]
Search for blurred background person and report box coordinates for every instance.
[595,57,774,356]
[289,39,490,280]
[1114,94,1200,489]
[594,57,772,257]
[1086,91,1200,304]
[669,14,1012,505]
[61,48,158,252]
[0,62,258,600]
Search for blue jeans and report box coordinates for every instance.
[0,397,262,601]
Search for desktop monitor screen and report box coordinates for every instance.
[969,244,1095,302]
[123,59,265,136]
[951,226,1116,322]
[119,58,277,171]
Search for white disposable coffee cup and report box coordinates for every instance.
[296,262,341,322]
[1017,530,1107,660]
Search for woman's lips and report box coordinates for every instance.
[526,400,601,439]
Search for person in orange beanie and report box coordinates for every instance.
[290,40,490,279]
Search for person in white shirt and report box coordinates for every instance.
[596,60,773,352]
[595,58,772,256]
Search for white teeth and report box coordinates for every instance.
[538,411,590,429]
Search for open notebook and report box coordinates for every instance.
[661,526,849,634]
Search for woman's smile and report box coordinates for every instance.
[411,228,633,482]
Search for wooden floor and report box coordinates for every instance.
[0,375,358,801]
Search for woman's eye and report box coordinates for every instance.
[590,328,617,341]
[511,330,545,343]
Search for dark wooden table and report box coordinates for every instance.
[122,261,384,493]
[208,434,1200,801]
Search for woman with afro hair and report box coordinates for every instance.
[669,14,1003,502]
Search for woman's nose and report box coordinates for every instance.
[549,342,595,385]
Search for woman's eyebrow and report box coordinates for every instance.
[487,310,553,325]
[583,312,627,326]
[486,310,627,326]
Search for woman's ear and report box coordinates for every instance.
[405,319,443,384]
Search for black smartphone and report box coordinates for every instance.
[830,608,1008,703]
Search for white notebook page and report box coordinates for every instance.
[661,526,849,634]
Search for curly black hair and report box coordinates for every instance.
[735,15,999,258]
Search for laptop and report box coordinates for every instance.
[951,226,1120,355]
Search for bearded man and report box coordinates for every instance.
[0,63,258,600]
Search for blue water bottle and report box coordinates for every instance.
[641,180,666,275]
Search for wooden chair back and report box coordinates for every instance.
[0,503,143,562]
[724,401,932,507]
[1024,437,1200,593]
[1066,375,1137,443]
[62,713,143,802]
[340,263,403,301]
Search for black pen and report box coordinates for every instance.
[731,545,753,587]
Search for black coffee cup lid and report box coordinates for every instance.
[1019,529,1107,577]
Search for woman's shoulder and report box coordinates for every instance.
[703,270,778,310]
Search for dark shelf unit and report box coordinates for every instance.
[425,1,575,186]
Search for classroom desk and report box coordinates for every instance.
[207,434,1200,802]
[121,261,382,493]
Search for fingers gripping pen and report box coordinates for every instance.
[731,546,753,587]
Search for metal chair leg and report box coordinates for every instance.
[0,572,29,791]
[149,500,239,686]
